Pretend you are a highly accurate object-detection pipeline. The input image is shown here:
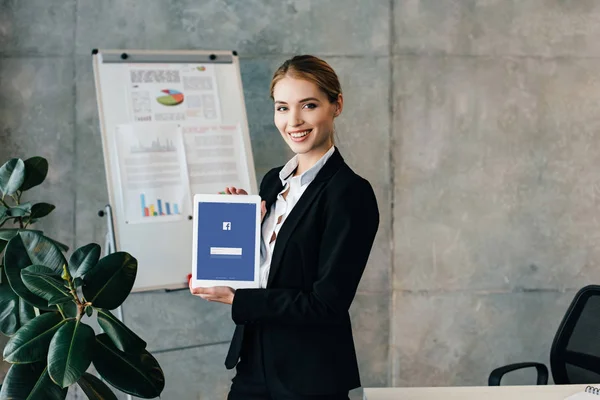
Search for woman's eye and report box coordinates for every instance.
[276,106,288,112]
[303,103,317,109]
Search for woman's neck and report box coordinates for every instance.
[294,145,333,176]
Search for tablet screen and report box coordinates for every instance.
[195,201,257,281]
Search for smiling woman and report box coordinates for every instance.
[270,56,343,172]
[189,55,380,400]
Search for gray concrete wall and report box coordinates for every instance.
[1,0,599,398]
[392,0,600,387]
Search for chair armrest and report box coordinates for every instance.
[488,362,549,386]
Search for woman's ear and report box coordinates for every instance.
[334,93,344,117]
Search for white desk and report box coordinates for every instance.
[364,384,591,400]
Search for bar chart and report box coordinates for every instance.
[140,193,180,217]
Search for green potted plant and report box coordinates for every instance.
[0,157,165,399]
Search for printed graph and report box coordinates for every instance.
[140,193,180,217]
[156,89,184,106]
[131,137,176,153]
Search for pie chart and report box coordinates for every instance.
[156,89,184,106]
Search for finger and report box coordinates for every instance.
[206,287,217,295]
[195,287,215,295]
[225,187,233,195]
[191,287,207,295]
[236,188,248,195]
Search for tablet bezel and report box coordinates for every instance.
[191,193,261,290]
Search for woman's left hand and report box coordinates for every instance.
[188,275,235,305]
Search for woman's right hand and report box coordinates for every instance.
[222,186,267,222]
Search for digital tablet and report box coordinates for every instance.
[191,193,261,289]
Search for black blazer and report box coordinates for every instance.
[225,148,380,395]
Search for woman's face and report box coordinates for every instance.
[273,76,341,158]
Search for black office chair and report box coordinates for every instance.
[489,285,600,385]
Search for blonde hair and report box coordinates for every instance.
[269,55,342,103]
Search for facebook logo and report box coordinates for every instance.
[223,222,231,231]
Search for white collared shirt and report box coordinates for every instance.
[258,146,336,288]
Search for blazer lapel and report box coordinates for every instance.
[266,149,345,287]
[260,168,283,224]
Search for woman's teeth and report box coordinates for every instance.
[290,130,311,138]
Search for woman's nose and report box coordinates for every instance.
[288,109,303,127]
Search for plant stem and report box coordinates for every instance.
[63,266,79,303]
[67,281,80,305]
[62,265,87,319]
[0,197,9,208]
[56,304,66,319]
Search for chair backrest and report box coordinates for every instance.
[550,285,600,384]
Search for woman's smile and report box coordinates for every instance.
[288,128,312,142]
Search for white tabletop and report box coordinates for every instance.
[363,384,592,400]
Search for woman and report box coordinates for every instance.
[190,55,380,400]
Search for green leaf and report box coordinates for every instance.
[0,228,42,241]
[83,252,137,310]
[6,202,32,217]
[17,231,67,274]
[0,283,35,336]
[69,243,101,278]
[77,372,118,400]
[29,202,55,219]
[0,363,67,400]
[0,240,6,256]
[85,306,93,318]
[0,158,25,196]
[93,334,165,398]
[21,265,72,306]
[48,238,69,253]
[3,312,67,363]
[97,309,146,353]
[48,319,95,388]
[60,301,77,319]
[18,296,35,324]
[4,234,62,310]
[0,230,19,242]
[20,157,49,191]
[0,205,6,220]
